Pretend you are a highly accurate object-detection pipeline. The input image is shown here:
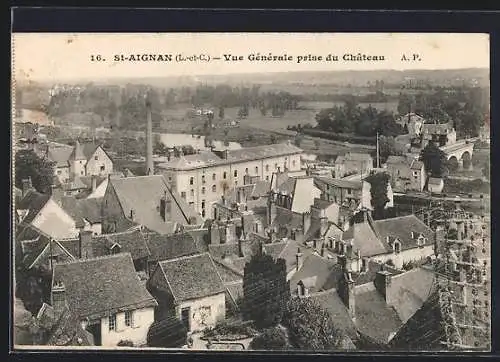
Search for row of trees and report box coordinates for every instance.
[315,97,405,138]
[397,87,488,137]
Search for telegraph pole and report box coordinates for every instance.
[376,131,380,168]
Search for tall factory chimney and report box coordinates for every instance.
[145,92,154,176]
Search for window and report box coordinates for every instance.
[212,185,216,193]
[108,314,116,331]
[100,166,105,171]
[394,241,401,254]
[202,200,206,209]
[292,160,296,167]
[265,165,269,172]
[201,175,206,184]
[223,172,227,179]
[245,168,248,174]
[125,311,133,327]
[81,171,84,175]
[255,166,259,174]
[265,176,269,181]
[202,210,206,217]
[212,173,216,181]
[413,171,419,177]
[190,189,194,196]
[234,170,238,177]
[201,187,206,195]
[94,155,98,160]
[190,177,194,185]
[181,191,186,199]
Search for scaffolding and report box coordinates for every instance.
[416,196,491,351]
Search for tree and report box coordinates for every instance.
[15,150,54,194]
[281,297,345,350]
[249,326,290,350]
[419,142,448,178]
[219,106,225,120]
[14,298,41,345]
[365,172,391,220]
[147,315,188,348]
[378,135,403,164]
[242,251,290,329]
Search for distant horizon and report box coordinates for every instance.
[16,67,490,86]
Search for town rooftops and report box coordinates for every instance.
[157,252,226,302]
[109,175,203,233]
[47,145,74,167]
[52,253,157,321]
[315,176,363,190]
[157,142,303,170]
[60,196,103,225]
[17,190,51,226]
[335,152,373,164]
[144,231,199,262]
[373,215,434,251]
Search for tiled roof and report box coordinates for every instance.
[110,175,203,234]
[372,215,434,251]
[79,175,107,189]
[158,253,226,302]
[251,181,271,199]
[52,253,157,320]
[81,142,100,160]
[271,207,304,231]
[265,239,312,274]
[290,254,343,293]
[212,259,244,282]
[17,190,50,225]
[342,219,389,257]
[145,231,199,262]
[354,287,402,344]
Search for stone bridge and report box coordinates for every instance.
[440,139,475,170]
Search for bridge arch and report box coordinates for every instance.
[448,156,459,172]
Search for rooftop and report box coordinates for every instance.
[52,253,157,320]
[157,252,226,302]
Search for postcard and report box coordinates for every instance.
[11,32,491,352]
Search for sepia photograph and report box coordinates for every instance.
[11,32,491,352]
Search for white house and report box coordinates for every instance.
[51,253,157,347]
[147,253,226,333]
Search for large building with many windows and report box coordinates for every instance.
[157,142,303,219]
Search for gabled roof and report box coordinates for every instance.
[109,175,203,234]
[17,190,50,225]
[145,231,199,262]
[342,218,389,257]
[52,253,157,320]
[373,215,434,252]
[157,253,226,302]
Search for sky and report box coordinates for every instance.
[12,33,490,82]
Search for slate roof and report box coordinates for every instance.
[109,175,203,234]
[270,207,304,230]
[17,190,50,225]
[145,231,199,262]
[251,181,271,199]
[372,215,434,251]
[157,253,226,302]
[265,239,312,274]
[52,253,157,320]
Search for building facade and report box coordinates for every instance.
[158,143,303,219]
